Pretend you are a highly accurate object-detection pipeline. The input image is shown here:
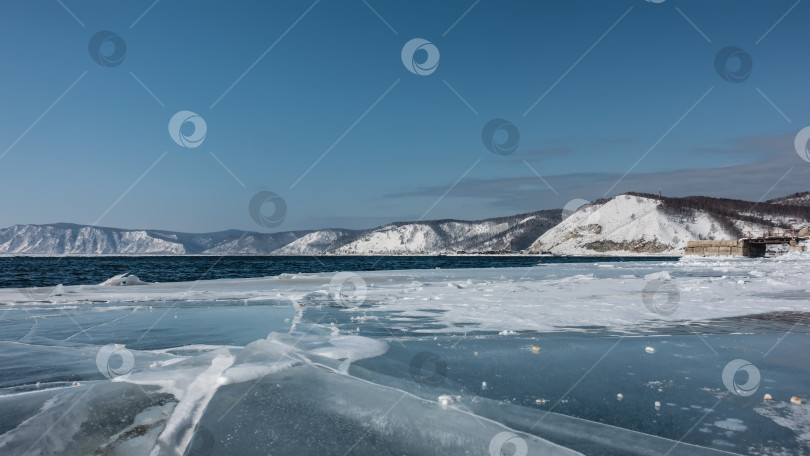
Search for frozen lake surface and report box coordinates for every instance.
[1,255,809,455]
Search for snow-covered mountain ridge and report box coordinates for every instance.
[0,210,560,256]
[767,191,810,207]
[3,191,808,256]
[529,193,810,255]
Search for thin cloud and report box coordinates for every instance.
[691,132,795,158]
[386,133,810,213]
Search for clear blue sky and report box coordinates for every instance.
[1,0,808,232]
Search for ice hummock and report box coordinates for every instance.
[100,273,146,286]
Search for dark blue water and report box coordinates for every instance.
[0,255,678,289]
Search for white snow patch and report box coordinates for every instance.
[100,273,146,286]
[713,418,748,432]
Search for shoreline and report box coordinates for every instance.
[0,253,686,258]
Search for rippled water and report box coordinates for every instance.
[0,255,678,289]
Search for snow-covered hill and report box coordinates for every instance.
[0,224,189,255]
[528,193,810,255]
[198,231,331,255]
[0,224,326,256]
[767,191,810,207]
[4,192,807,256]
[274,229,359,255]
[330,211,560,255]
[0,210,559,256]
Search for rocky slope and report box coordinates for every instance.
[0,210,559,256]
[529,193,810,255]
[767,191,810,207]
[330,211,560,255]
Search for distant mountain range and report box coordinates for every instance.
[1,191,808,256]
[0,210,561,256]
